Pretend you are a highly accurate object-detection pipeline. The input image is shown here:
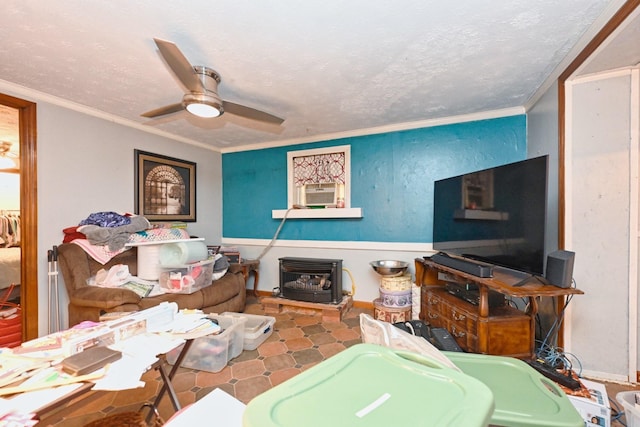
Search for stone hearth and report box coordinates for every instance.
[261,295,353,323]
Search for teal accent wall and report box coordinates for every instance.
[222,115,526,243]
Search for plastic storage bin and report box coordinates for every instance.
[221,312,275,350]
[166,313,246,372]
[617,391,640,427]
[243,343,494,427]
[445,352,583,427]
[159,258,214,294]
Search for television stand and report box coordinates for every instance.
[490,265,550,287]
[512,274,550,287]
[416,258,583,358]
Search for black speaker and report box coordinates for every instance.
[545,250,575,288]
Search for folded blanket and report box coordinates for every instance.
[79,216,151,251]
[129,227,190,243]
[71,238,129,264]
[72,223,192,264]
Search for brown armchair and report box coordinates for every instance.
[57,243,246,326]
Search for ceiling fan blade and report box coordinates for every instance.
[222,101,284,125]
[153,38,202,92]
[141,103,184,118]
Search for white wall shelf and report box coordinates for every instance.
[272,207,363,219]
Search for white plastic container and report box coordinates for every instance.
[617,391,640,427]
[166,314,246,372]
[209,314,247,360]
[221,312,275,350]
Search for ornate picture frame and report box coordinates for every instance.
[134,150,196,222]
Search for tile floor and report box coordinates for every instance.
[37,296,367,426]
[35,296,640,426]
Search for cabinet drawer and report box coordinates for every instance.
[479,314,531,357]
[424,290,442,309]
[427,311,447,329]
[446,303,477,335]
[423,289,444,322]
[434,290,479,334]
[449,324,477,350]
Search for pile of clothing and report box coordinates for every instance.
[63,211,190,264]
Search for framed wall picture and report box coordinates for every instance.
[134,150,196,222]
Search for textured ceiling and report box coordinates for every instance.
[0,1,634,152]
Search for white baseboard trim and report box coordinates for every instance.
[581,370,633,385]
[221,237,434,253]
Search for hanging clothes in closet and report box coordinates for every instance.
[0,211,20,247]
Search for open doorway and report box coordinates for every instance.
[0,93,38,342]
[0,105,21,347]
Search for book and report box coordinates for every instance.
[61,346,122,376]
[120,281,154,297]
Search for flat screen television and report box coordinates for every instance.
[432,155,549,276]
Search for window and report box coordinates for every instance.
[273,145,361,219]
[287,145,351,208]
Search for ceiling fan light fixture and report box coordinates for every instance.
[183,93,223,118]
[186,102,221,118]
[143,39,283,124]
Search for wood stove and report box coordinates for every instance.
[279,257,343,304]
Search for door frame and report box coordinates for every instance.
[0,93,38,341]
[558,0,640,381]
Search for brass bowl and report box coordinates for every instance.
[370,260,409,277]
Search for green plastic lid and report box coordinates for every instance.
[244,343,494,427]
[444,352,583,427]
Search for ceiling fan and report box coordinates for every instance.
[142,38,284,125]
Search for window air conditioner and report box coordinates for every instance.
[301,183,339,207]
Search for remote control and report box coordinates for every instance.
[525,359,581,390]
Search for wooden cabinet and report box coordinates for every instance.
[416,257,583,358]
[423,287,531,357]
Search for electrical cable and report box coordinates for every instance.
[610,395,626,426]
[342,267,356,297]
[533,277,587,379]
[562,351,582,376]
[256,208,293,261]
[536,278,575,360]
